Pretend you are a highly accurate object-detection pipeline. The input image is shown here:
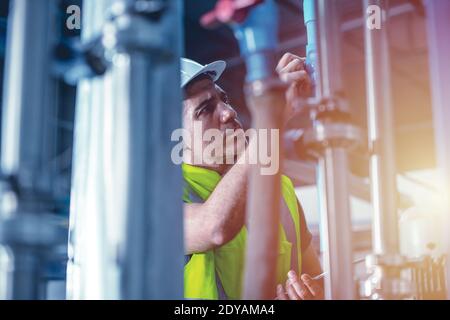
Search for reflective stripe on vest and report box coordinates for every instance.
[182,163,301,300]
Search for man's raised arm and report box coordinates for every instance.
[184,159,249,254]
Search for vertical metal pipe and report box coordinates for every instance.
[67,0,184,299]
[363,0,399,255]
[303,0,321,99]
[233,0,285,299]
[315,0,344,98]
[303,0,355,299]
[317,148,354,299]
[424,0,450,299]
[67,0,115,299]
[1,0,58,203]
[111,0,184,300]
[0,0,58,300]
[9,250,42,299]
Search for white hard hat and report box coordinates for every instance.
[180,58,226,88]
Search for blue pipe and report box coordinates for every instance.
[231,0,278,83]
[303,0,318,91]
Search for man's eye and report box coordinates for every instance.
[221,94,229,104]
[196,104,213,117]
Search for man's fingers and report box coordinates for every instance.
[276,53,305,73]
[288,271,313,300]
[276,53,296,72]
[279,57,305,74]
[301,274,324,300]
[285,279,301,300]
[280,70,308,84]
[276,284,288,300]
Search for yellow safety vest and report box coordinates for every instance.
[182,163,302,299]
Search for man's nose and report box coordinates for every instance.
[219,104,237,124]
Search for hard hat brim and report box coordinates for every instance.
[181,60,226,88]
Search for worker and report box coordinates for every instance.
[181,52,323,300]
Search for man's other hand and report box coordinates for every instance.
[276,270,324,300]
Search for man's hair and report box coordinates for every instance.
[183,73,215,99]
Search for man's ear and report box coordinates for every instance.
[181,99,190,119]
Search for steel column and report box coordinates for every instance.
[424,0,450,299]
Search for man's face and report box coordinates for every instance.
[183,77,244,173]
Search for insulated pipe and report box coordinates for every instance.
[424,0,450,299]
[303,0,355,299]
[233,0,286,299]
[363,0,399,256]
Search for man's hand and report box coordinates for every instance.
[276,270,324,300]
[276,52,312,116]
